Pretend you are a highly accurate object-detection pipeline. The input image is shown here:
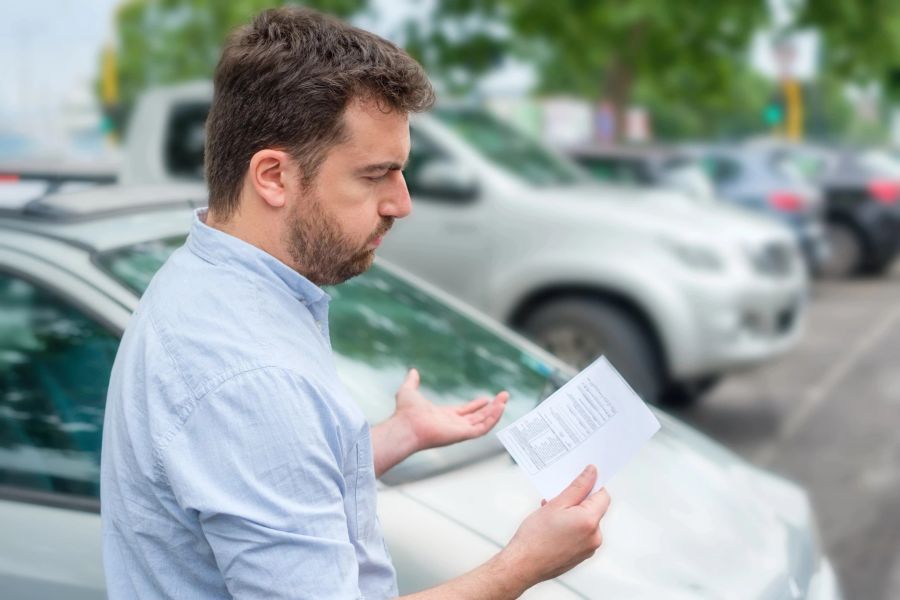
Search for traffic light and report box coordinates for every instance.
[763,81,803,140]
[764,100,784,126]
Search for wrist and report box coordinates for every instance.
[488,546,538,597]
[387,411,423,456]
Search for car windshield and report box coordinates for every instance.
[97,238,559,483]
[858,150,900,177]
[660,161,718,202]
[771,150,830,183]
[434,108,589,186]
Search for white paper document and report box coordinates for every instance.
[496,356,661,499]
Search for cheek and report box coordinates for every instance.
[331,205,380,245]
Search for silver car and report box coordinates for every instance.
[0,184,841,598]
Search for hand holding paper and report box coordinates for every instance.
[496,356,661,499]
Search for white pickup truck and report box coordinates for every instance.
[121,81,809,405]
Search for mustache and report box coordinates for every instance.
[371,217,394,240]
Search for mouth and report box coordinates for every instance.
[368,220,393,249]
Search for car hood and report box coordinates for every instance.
[532,184,796,248]
[396,412,815,598]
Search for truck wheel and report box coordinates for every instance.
[659,375,720,409]
[821,221,864,278]
[520,299,663,404]
[861,251,898,276]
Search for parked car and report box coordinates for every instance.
[0,184,841,599]
[679,145,829,274]
[759,143,900,278]
[119,82,810,407]
[567,145,718,204]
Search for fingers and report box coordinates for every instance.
[550,464,598,508]
[401,368,420,391]
[457,390,509,416]
[580,488,611,520]
[465,394,509,432]
[457,396,490,415]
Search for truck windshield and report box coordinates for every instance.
[96,237,560,483]
[434,108,589,186]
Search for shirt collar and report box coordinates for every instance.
[186,208,329,308]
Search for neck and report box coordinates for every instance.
[205,208,297,271]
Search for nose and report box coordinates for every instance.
[381,172,412,219]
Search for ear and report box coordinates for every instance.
[247,149,295,209]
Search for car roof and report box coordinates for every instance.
[568,144,683,162]
[0,183,206,252]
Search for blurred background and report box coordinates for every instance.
[2,1,900,599]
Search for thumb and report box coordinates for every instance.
[550,464,597,508]
[401,368,420,390]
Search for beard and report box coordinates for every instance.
[284,193,393,286]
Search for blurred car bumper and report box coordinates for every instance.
[675,271,807,377]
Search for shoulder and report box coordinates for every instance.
[137,254,324,397]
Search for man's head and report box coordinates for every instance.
[205,7,434,285]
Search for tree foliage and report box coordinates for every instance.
[104,0,365,129]
[404,0,771,137]
[794,1,900,84]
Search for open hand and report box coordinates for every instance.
[394,368,509,452]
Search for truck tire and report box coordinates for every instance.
[520,298,663,404]
[861,250,898,276]
[821,220,864,278]
[659,375,720,408]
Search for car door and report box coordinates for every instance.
[378,125,492,308]
[0,251,125,600]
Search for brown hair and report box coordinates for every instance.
[205,7,434,219]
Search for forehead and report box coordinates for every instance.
[338,98,410,156]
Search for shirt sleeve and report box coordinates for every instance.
[161,367,363,599]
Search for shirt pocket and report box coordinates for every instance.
[352,426,378,542]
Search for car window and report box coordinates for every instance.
[772,151,829,182]
[97,239,559,482]
[576,157,646,185]
[577,157,620,182]
[165,102,210,180]
[858,150,900,177]
[97,236,186,294]
[434,108,589,187]
[700,156,741,184]
[404,126,455,198]
[0,272,118,498]
[660,162,717,202]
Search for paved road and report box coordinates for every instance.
[674,263,900,600]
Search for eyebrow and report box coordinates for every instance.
[356,160,408,175]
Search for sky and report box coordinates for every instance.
[0,0,121,155]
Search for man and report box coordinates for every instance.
[101,7,610,599]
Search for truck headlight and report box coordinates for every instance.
[660,238,724,271]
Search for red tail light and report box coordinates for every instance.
[768,191,804,212]
[0,174,20,183]
[867,179,900,204]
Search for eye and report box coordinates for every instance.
[366,172,389,183]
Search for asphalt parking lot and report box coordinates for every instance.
[674,262,900,600]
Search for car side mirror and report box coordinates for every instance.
[408,159,479,201]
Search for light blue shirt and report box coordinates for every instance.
[101,209,397,599]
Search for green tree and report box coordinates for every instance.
[792,2,900,143]
[103,0,366,131]
[404,1,770,137]
[794,1,900,85]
